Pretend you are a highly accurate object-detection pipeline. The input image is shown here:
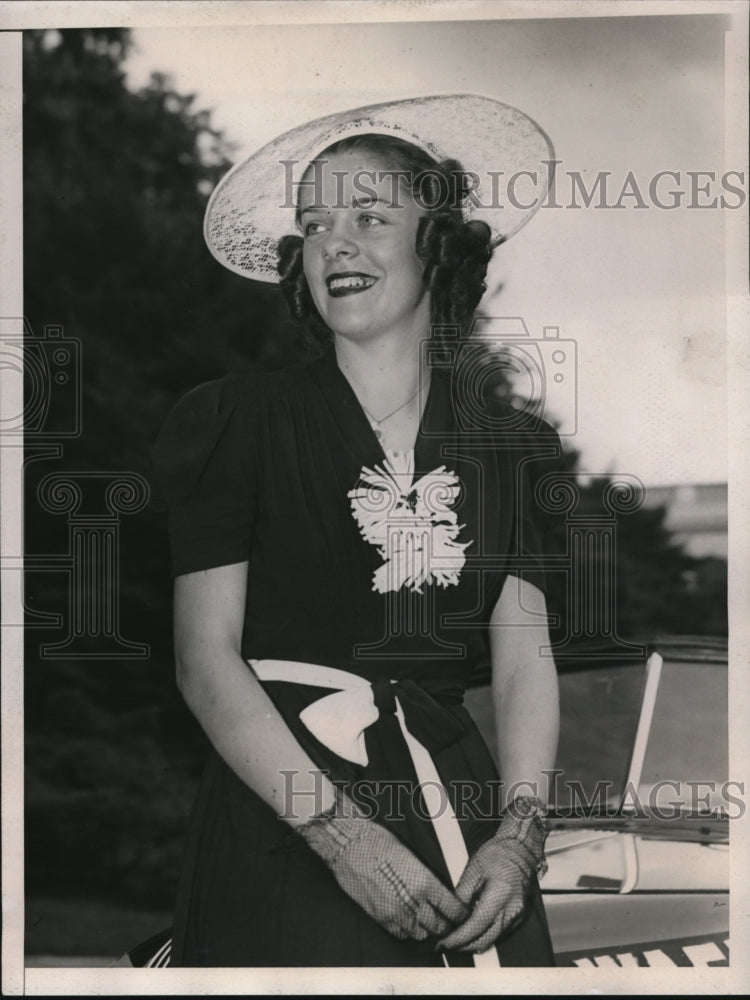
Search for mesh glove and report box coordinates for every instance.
[437,796,548,954]
[296,795,469,941]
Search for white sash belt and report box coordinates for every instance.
[249,658,501,969]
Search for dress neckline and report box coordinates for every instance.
[311,346,449,473]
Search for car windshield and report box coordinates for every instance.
[463,660,646,809]
[638,658,728,813]
[552,662,646,812]
[465,648,729,819]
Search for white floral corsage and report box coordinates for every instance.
[348,451,472,594]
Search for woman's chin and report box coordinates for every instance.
[320,308,380,341]
[317,300,374,337]
[322,307,431,344]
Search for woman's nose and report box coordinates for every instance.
[321,224,359,260]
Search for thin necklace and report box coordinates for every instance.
[353,378,429,439]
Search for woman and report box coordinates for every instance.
[152,94,562,968]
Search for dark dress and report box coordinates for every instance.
[152,346,564,968]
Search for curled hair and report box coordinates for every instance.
[277,234,331,349]
[277,136,494,351]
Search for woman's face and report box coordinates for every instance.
[299,150,430,344]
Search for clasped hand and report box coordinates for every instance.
[296,800,468,941]
[438,801,547,953]
[436,833,534,953]
[297,795,544,950]
[334,822,535,950]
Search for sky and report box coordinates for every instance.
[123,10,740,488]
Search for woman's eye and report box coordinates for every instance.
[359,214,384,228]
[304,221,327,236]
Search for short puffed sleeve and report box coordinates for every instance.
[512,419,567,598]
[151,376,259,577]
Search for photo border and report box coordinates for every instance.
[1,0,747,994]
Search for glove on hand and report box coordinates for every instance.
[437,796,548,954]
[296,795,469,941]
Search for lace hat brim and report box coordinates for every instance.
[204,93,555,283]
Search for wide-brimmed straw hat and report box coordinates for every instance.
[204,93,554,283]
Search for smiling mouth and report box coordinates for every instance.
[326,273,378,297]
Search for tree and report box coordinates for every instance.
[478,347,726,645]
[23,27,305,921]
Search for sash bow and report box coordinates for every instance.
[250,660,466,767]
